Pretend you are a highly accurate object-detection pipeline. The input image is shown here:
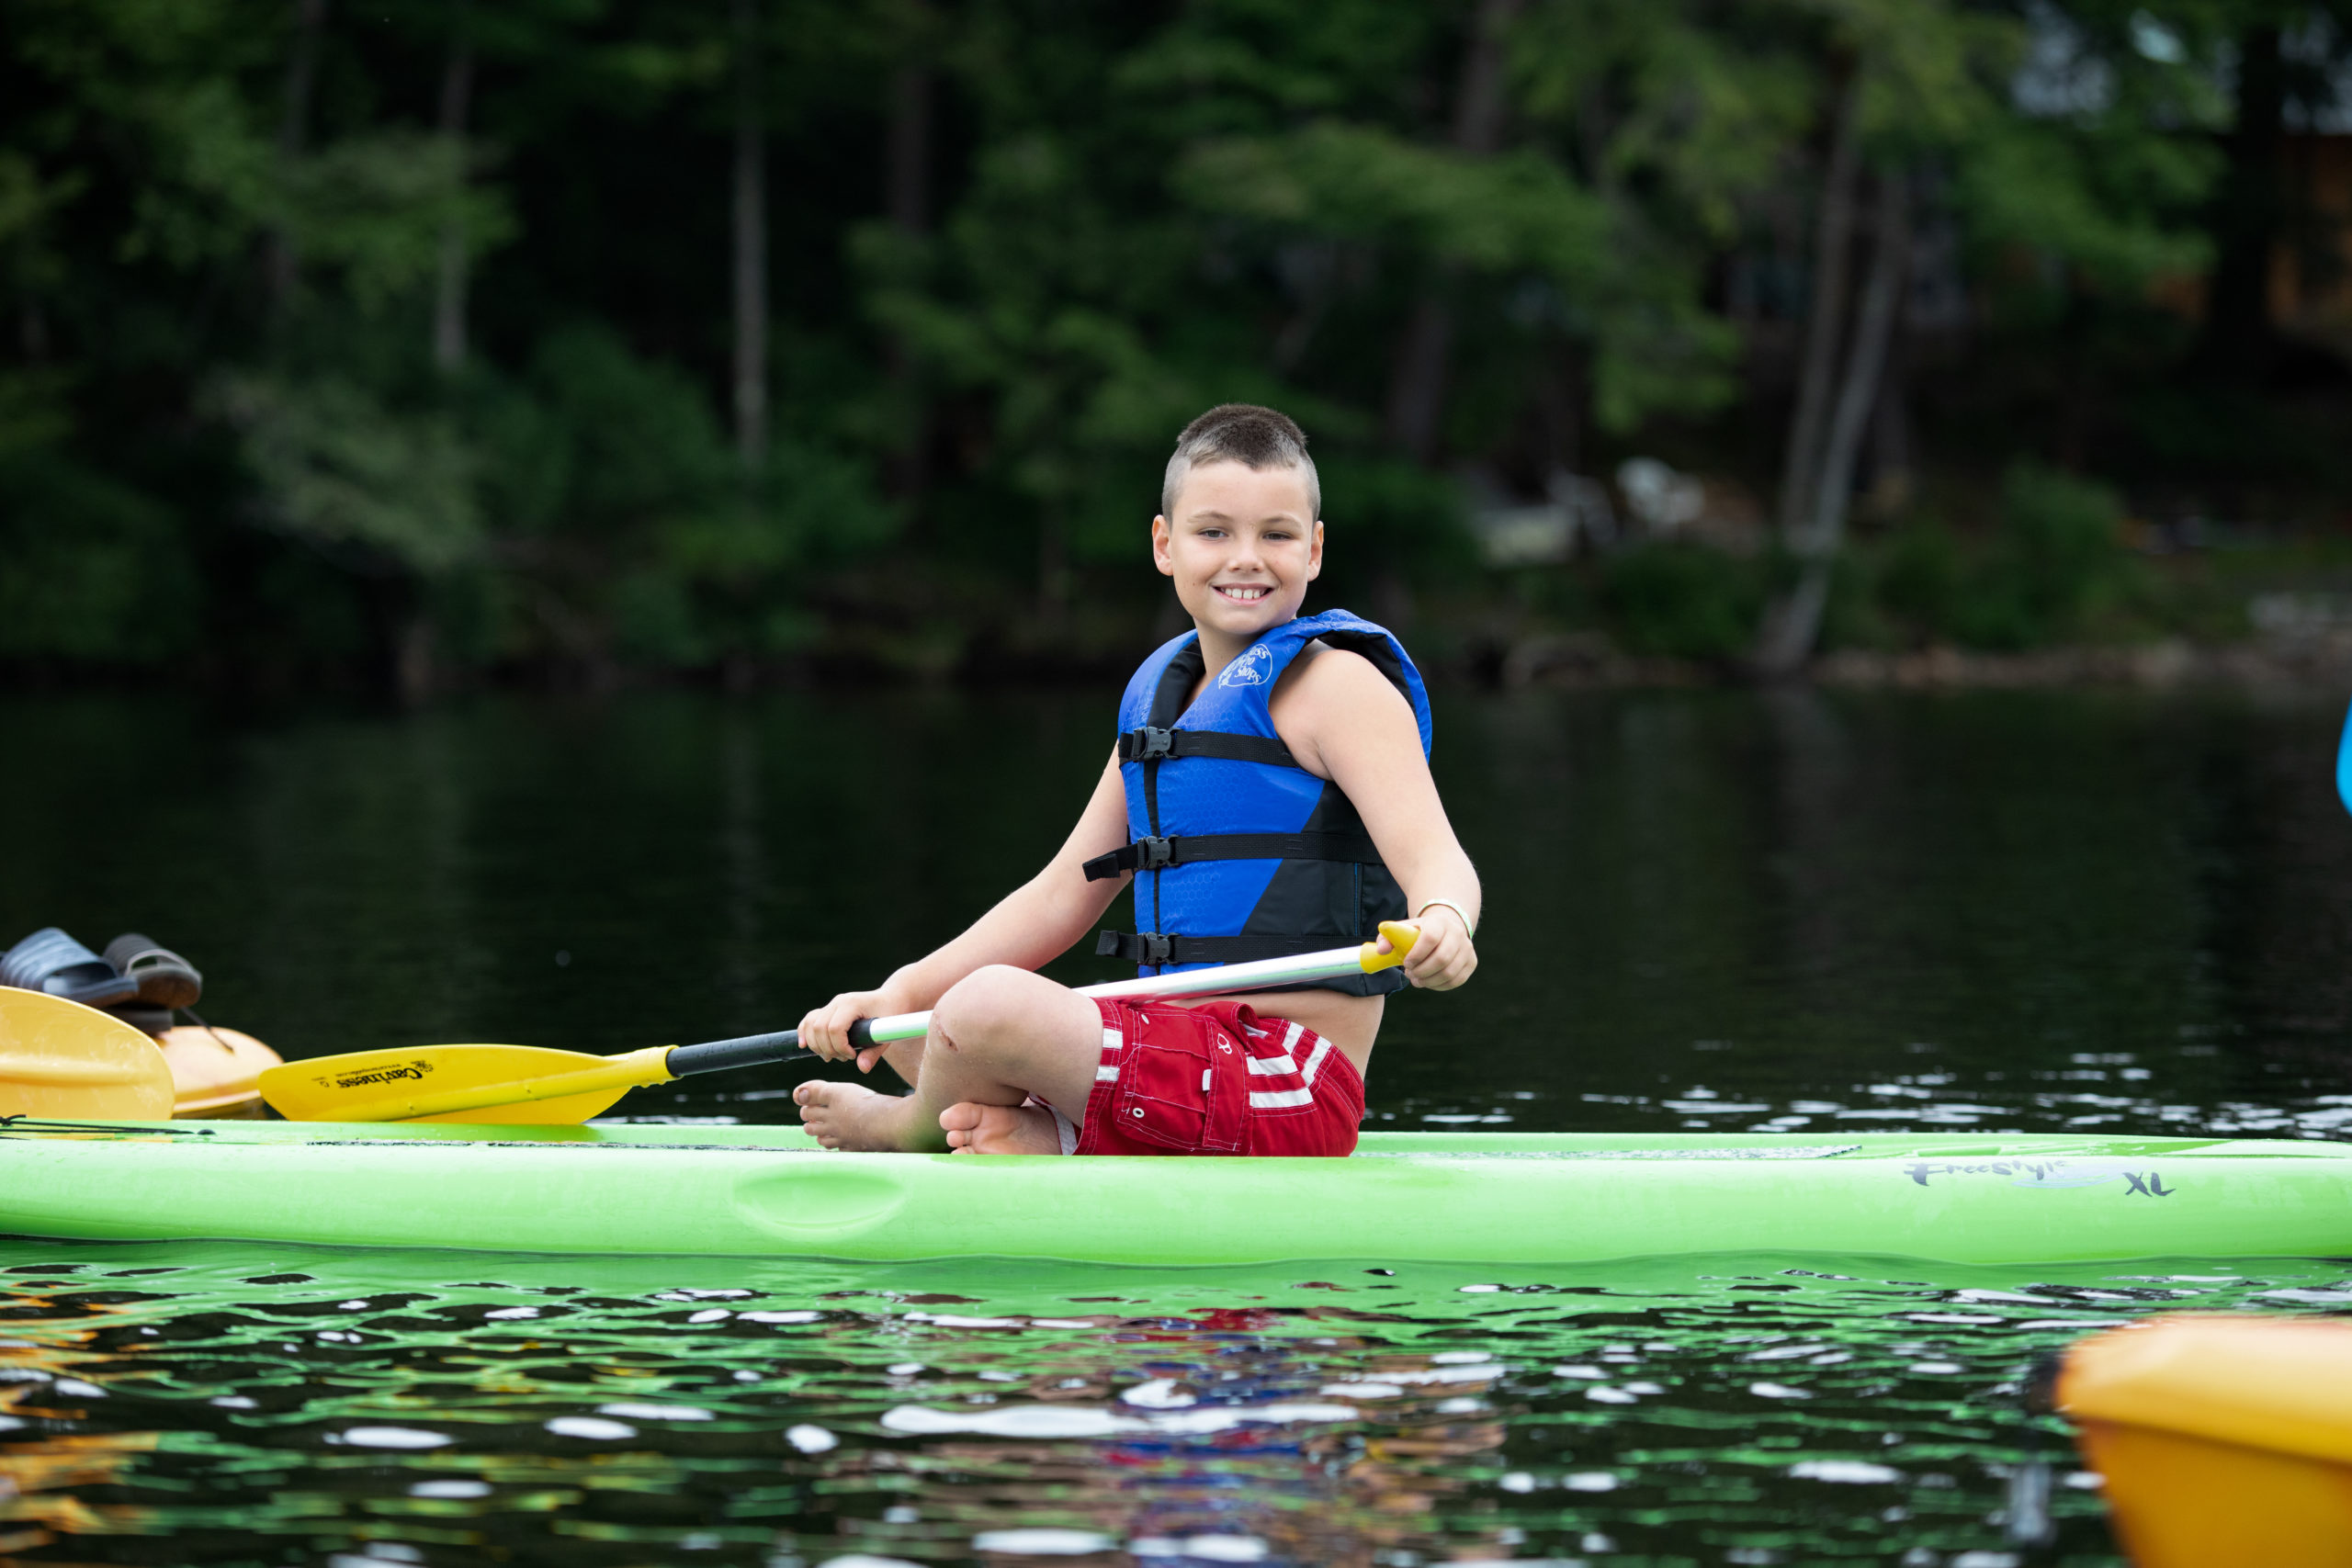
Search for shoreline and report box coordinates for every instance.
[1498,631,2352,692]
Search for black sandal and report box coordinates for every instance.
[103,933,203,1010]
[3,928,141,1007]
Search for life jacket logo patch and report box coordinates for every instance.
[1219,644,1273,688]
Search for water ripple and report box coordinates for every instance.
[3,1245,2347,1564]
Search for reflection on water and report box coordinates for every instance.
[6,1246,2349,1565]
[4,684,2351,1564]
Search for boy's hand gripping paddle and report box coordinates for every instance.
[256,922,1420,1124]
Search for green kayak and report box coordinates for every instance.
[1,1120,2346,1265]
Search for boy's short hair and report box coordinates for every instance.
[1161,404,1321,521]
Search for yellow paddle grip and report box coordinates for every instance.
[1358,919,1420,973]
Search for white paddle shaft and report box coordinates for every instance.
[852,938,1398,1045]
[660,926,1416,1077]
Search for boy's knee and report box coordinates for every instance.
[932,964,1035,1051]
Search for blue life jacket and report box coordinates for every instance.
[1085,610,1433,998]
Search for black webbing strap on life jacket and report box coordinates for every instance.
[1093,931,1330,966]
[1116,725,1301,769]
[1082,829,1382,883]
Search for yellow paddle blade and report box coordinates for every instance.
[257,1043,675,1123]
[0,987,175,1121]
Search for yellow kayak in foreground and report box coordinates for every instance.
[2059,1314,2352,1567]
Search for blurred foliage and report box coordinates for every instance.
[0,0,2346,689]
[1602,544,1769,660]
[1871,463,2137,649]
[209,370,482,572]
[0,451,197,662]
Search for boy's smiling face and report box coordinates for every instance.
[1151,459,1323,650]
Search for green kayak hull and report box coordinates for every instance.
[2,1122,2346,1265]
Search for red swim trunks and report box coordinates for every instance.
[1063,998,1363,1157]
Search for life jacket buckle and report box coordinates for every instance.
[1128,726,1176,761]
[1136,835,1176,870]
[1137,932,1173,965]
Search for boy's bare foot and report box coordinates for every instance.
[940,1100,1064,1156]
[793,1081,937,1152]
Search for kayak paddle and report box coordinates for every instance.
[256,921,1420,1124]
[0,987,176,1121]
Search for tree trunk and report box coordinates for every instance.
[2199,24,2284,379]
[1380,0,1524,464]
[885,60,933,509]
[433,16,474,376]
[1864,320,1912,516]
[1383,298,1455,463]
[1805,172,1909,554]
[1753,169,1909,678]
[732,0,768,471]
[1039,511,1069,631]
[1531,351,1583,480]
[1776,63,1862,538]
[394,611,436,707]
[887,62,932,236]
[267,0,329,317]
[1447,0,1520,153]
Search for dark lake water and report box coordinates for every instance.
[4,684,2349,1566]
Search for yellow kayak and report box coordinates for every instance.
[156,1024,280,1117]
[2058,1314,2352,1567]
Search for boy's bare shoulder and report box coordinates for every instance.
[1270,640,1417,764]
[1283,638,1392,698]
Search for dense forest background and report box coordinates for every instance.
[5,0,2351,696]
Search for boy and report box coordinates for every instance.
[793,404,1480,1156]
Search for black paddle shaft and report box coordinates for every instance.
[664,1019,876,1077]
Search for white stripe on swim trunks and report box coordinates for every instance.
[1246,1021,1309,1075]
[1096,1024,1123,1083]
[1295,1031,1329,1087]
[1246,1026,1316,1110]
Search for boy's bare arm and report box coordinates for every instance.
[1280,649,1480,991]
[797,752,1133,1071]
